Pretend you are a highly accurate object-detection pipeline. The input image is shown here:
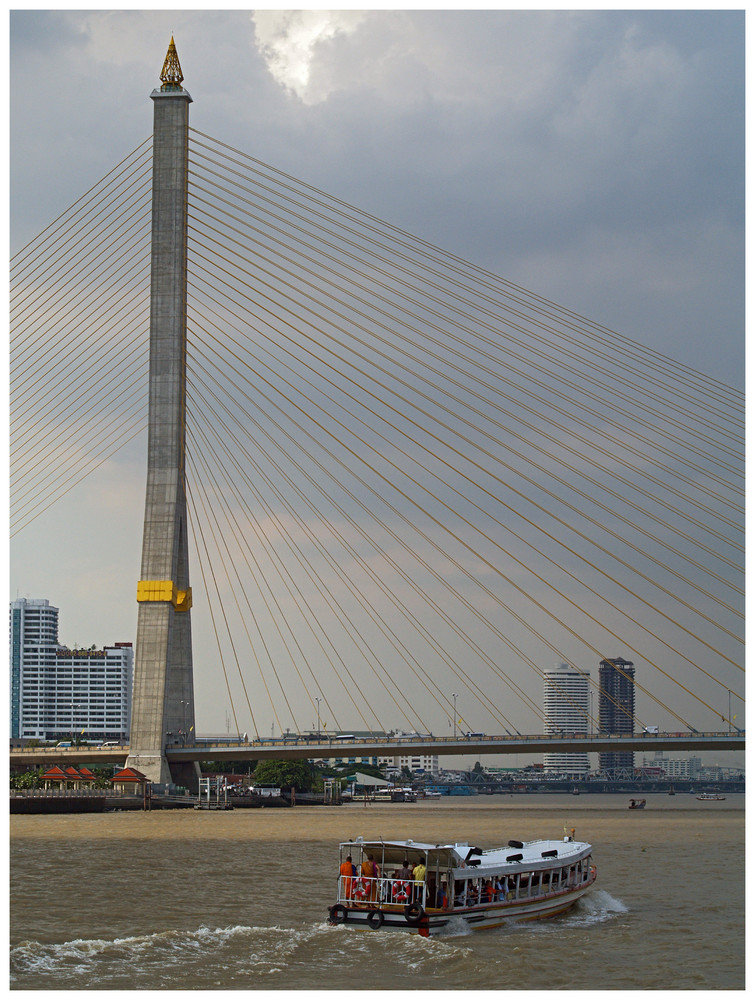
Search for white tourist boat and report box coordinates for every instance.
[327,832,596,935]
[696,792,726,801]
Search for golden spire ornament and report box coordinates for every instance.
[160,36,184,90]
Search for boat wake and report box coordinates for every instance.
[521,889,628,933]
[10,923,337,987]
[568,889,628,926]
[434,915,475,938]
[11,892,627,987]
[11,920,476,988]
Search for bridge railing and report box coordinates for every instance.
[237,730,738,747]
[9,730,742,756]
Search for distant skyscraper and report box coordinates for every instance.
[598,657,635,773]
[10,598,133,742]
[543,663,590,776]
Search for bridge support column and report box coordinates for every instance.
[127,40,199,793]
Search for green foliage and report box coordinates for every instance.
[472,761,485,774]
[253,759,314,791]
[10,768,44,789]
[199,760,257,775]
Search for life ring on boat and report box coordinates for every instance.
[329,904,348,925]
[404,902,425,926]
[366,908,384,929]
[353,878,371,900]
[392,879,411,902]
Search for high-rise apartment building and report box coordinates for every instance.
[10,598,133,742]
[10,598,59,739]
[542,663,590,776]
[598,657,635,774]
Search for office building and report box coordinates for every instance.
[641,753,701,779]
[378,752,440,777]
[598,657,635,773]
[542,663,590,776]
[10,597,133,742]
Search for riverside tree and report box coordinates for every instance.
[252,759,314,792]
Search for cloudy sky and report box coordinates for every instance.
[9,9,744,752]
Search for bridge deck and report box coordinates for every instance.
[10,731,744,766]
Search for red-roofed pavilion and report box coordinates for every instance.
[111,767,148,795]
[41,765,68,790]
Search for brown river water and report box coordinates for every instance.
[10,793,744,990]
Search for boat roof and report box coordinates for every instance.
[341,839,455,852]
[339,837,592,873]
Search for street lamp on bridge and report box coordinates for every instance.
[452,693,457,739]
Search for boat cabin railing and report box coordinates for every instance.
[338,874,426,907]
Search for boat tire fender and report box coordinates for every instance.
[366,909,384,929]
[508,840,524,849]
[404,902,425,926]
[329,904,348,925]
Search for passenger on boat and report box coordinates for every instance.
[396,859,413,880]
[339,854,356,899]
[464,881,479,906]
[361,854,380,902]
[437,882,449,910]
[412,857,426,882]
[390,859,413,902]
[483,880,495,903]
[412,857,427,902]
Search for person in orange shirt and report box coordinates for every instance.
[360,853,380,902]
[339,854,355,900]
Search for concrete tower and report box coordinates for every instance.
[127,40,197,786]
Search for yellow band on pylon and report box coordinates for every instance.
[137,580,192,611]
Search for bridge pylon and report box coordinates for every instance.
[126,39,199,789]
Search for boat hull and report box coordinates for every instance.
[329,874,596,936]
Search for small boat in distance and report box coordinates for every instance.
[328,832,596,935]
[628,799,646,809]
[696,792,726,801]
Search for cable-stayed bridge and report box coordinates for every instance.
[10,44,744,781]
